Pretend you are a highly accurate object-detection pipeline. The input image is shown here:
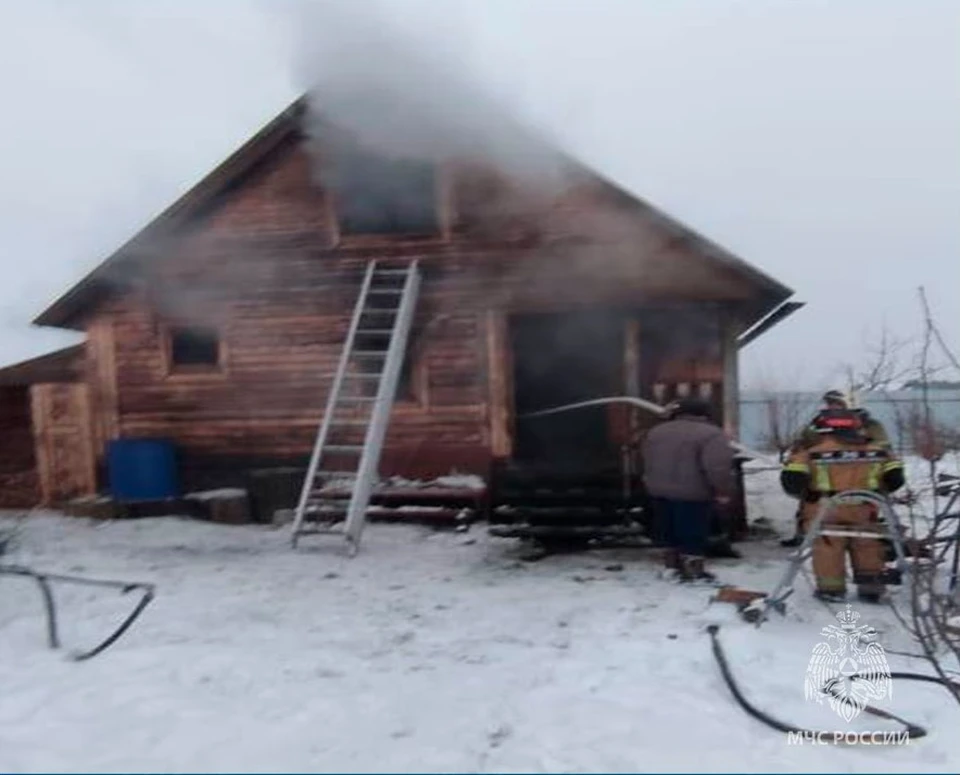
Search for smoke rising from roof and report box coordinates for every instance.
[288,0,568,186]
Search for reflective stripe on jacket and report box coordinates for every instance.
[781,436,904,497]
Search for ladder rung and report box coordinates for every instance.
[336,396,378,402]
[330,419,370,426]
[304,505,346,515]
[352,350,387,357]
[367,289,404,295]
[323,445,364,453]
[357,329,394,335]
[360,308,398,315]
[315,470,357,478]
[820,524,885,534]
[819,530,885,539]
[295,527,346,537]
[374,269,410,276]
[320,372,381,380]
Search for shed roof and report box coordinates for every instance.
[0,344,84,386]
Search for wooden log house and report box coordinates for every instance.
[17,96,801,523]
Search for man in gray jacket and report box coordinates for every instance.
[641,397,735,581]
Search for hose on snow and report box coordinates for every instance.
[1,564,155,661]
[707,624,960,743]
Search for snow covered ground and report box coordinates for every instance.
[1,459,959,773]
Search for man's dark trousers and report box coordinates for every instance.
[652,497,714,557]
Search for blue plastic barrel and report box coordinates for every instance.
[107,438,179,502]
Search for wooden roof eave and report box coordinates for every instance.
[0,344,85,386]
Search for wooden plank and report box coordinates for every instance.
[88,318,120,454]
[76,385,97,498]
[624,318,641,397]
[29,385,53,505]
[486,310,512,458]
[721,312,742,438]
[624,317,642,452]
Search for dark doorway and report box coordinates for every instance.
[510,311,624,465]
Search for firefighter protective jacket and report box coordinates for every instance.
[780,435,905,501]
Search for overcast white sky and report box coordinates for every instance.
[0,0,957,389]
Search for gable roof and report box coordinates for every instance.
[33,95,796,331]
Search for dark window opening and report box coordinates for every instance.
[330,149,439,236]
[169,326,221,369]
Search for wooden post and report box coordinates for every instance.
[624,318,641,397]
[721,311,748,538]
[721,314,741,439]
[87,318,120,455]
[29,385,53,506]
[486,310,512,459]
[623,318,642,491]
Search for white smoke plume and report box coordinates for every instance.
[286,0,570,186]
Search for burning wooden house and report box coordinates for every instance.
[22,96,800,544]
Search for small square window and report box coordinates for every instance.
[169,326,221,369]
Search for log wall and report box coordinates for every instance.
[0,386,39,507]
[76,135,756,485]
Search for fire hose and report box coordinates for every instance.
[0,564,155,661]
[518,396,778,465]
[707,624,960,742]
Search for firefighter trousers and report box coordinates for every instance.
[801,502,885,596]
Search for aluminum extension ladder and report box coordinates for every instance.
[751,490,914,624]
[291,259,421,555]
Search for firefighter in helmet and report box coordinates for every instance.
[795,390,891,450]
[780,390,893,547]
[779,407,906,603]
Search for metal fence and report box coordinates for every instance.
[739,390,960,452]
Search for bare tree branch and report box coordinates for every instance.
[919,286,960,376]
[908,285,960,695]
[837,292,960,695]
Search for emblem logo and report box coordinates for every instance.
[804,605,892,722]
